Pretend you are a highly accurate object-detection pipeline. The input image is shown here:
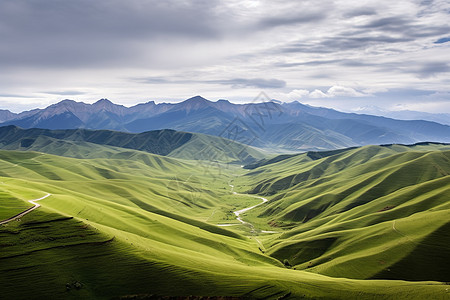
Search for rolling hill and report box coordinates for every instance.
[0,138,449,299]
[0,125,265,164]
[235,143,450,282]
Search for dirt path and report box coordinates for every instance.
[217,184,271,234]
[233,194,268,227]
[0,193,51,225]
[392,220,416,244]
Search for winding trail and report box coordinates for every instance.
[392,219,416,244]
[233,194,268,227]
[217,184,275,234]
[0,193,51,225]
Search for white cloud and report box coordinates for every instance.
[285,89,310,100]
[304,86,368,98]
[309,89,329,98]
[326,86,368,97]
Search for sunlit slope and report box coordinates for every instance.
[238,144,450,281]
[0,151,278,298]
[1,150,447,299]
[168,133,266,163]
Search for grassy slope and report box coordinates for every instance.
[236,144,450,282]
[0,145,448,299]
[261,123,357,152]
[167,133,266,164]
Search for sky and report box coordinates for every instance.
[0,0,449,114]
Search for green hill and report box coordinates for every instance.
[0,125,266,164]
[236,144,450,282]
[0,141,449,299]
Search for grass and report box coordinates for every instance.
[0,190,31,220]
[0,142,449,299]
[237,144,450,283]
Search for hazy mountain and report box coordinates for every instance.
[0,110,16,123]
[1,96,450,151]
[352,105,450,125]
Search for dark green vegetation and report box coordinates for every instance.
[0,125,265,164]
[0,130,449,299]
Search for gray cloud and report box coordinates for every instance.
[271,11,448,56]
[134,76,286,89]
[277,35,413,54]
[416,62,450,78]
[132,77,173,84]
[259,11,327,28]
[42,91,87,96]
[343,7,378,18]
[0,93,35,98]
[209,78,286,89]
[357,15,449,38]
[359,16,411,30]
[274,59,342,68]
[0,0,220,38]
[0,0,223,68]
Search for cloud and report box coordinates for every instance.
[277,89,310,101]
[271,9,449,55]
[309,89,329,98]
[42,91,87,96]
[327,86,368,97]
[259,11,327,28]
[133,76,286,89]
[0,0,224,68]
[0,93,35,98]
[133,77,173,84]
[285,86,369,99]
[343,7,378,18]
[358,16,411,30]
[289,89,310,98]
[274,59,342,68]
[209,78,286,89]
[276,35,414,54]
[416,62,450,78]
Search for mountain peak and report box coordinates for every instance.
[92,99,119,111]
[50,99,78,107]
[176,96,214,112]
[60,99,77,104]
[93,98,113,105]
[183,95,210,104]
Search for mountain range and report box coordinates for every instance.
[1,96,450,152]
[352,105,450,125]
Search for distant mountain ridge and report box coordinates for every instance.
[1,96,449,152]
[352,105,450,125]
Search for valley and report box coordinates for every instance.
[0,126,449,299]
[2,0,450,298]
